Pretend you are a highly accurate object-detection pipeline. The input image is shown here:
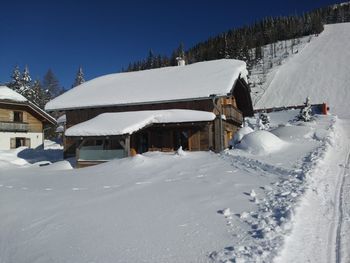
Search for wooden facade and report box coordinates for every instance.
[0,100,56,149]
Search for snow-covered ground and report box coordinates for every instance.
[1,111,348,262]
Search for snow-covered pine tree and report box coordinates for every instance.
[31,80,48,109]
[256,111,270,130]
[298,97,313,122]
[8,65,22,94]
[260,111,270,129]
[72,66,85,87]
[20,65,34,100]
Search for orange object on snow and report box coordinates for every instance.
[322,103,329,115]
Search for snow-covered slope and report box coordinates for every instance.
[255,23,350,119]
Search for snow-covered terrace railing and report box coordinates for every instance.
[222,105,243,124]
[0,121,29,132]
[78,146,125,161]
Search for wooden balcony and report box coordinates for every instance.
[0,121,29,132]
[222,105,243,124]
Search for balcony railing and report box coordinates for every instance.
[222,105,243,124]
[0,121,29,132]
[78,145,126,161]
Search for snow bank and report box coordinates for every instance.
[65,109,216,136]
[237,130,286,154]
[0,86,27,102]
[231,126,254,146]
[45,59,248,110]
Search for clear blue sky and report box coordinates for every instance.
[0,0,342,89]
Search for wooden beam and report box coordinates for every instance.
[125,135,131,156]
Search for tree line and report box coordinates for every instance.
[124,2,350,72]
[5,66,85,109]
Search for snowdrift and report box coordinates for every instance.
[236,130,286,155]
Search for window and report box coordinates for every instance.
[13,111,23,122]
[10,137,30,149]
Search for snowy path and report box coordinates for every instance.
[274,119,350,263]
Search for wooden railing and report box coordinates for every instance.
[222,105,243,124]
[0,121,29,132]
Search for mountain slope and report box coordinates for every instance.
[255,23,350,119]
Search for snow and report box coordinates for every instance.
[231,126,254,145]
[56,114,66,124]
[236,130,287,155]
[255,23,350,119]
[0,110,344,262]
[0,85,27,102]
[65,109,216,136]
[274,119,350,263]
[2,23,350,263]
[45,59,248,111]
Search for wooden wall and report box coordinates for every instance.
[65,99,215,127]
[0,106,43,132]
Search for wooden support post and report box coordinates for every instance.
[76,138,87,160]
[125,135,131,157]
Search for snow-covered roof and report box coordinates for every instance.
[46,59,248,111]
[57,114,66,124]
[65,109,216,136]
[0,86,27,102]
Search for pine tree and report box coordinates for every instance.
[256,111,270,130]
[21,65,34,100]
[31,80,48,109]
[298,97,313,122]
[73,66,85,87]
[8,65,22,93]
[42,69,61,99]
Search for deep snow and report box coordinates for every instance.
[0,111,343,262]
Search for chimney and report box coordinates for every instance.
[176,57,186,66]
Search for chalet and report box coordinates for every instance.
[0,86,56,150]
[45,59,254,167]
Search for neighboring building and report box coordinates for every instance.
[0,86,56,150]
[45,59,254,167]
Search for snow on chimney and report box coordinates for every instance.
[176,57,186,66]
